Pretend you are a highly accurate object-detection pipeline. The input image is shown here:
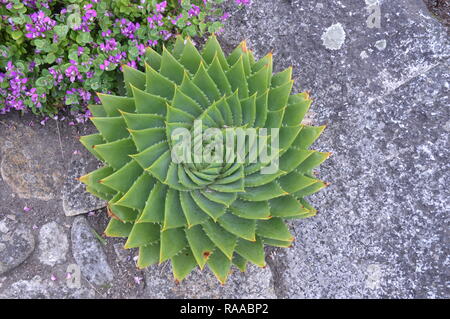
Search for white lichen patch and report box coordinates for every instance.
[360,50,369,59]
[321,23,346,50]
[375,39,387,51]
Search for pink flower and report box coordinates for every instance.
[134,276,143,285]
[188,5,200,17]
[220,12,230,21]
[156,1,167,13]
[24,206,31,212]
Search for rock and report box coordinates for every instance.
[144,263,276,299]
[0,217,35,275]
[220,0,448,298]
[38,222,69,266]
[113,243,128,263]
[0,275,95,299]
[71,216,114,286]
[0,123,62,201]
[62,156,106,216]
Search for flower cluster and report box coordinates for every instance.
[0,0,239,119]
[25,10,56,38]
[0,61,46,113]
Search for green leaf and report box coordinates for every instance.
[207,55,232,96]
[293,180,327,197]
[90,116,128,142]
[282,98,312,126]
[218,212,256,241]
[179,191,209,227]
[172,87,203,117]
[185,225,215,269]
[160,228,188,262]
[115,173,155,210]
[232,254,248,272]
[226,90,242,126]
[190,190,227,221]
[97,93,135,116]
[131,141,169,170]
[271,67,292,87]
[269,195,311,217]
[104,219,133,237]
[268,80,293,111]
[292,125,326,149]
[192,62,221,102]
[226,57,248,99]
[202,220,237,259]
[200,189,237,207]
[159,47,185,84]
[296,151,331,173]
[240,93,256,127]
[239,181,286,201]
[121,112,165,130]
[79,133,105,161]
[207,249,232,284]
[145,46,162,70]
[171,247,198,281]
[230,199,271,219]
[163,189,187,230]
[235,237,266,267]
[129,128,166,152]
[138,243,160,268]
[145,63,176,99]
[123,65,146,96]
[202,35,228,71]
[54,25,69,37]
[124,222,160,249]
[180,38,204,74]
[256,218,293,242]
[279,148,314,173]
[94,138,136,170]
[146,149,171,182]
[131,85,167,115]
[277,170,316,193]
[179,72,211,109]
[139,182,167,223]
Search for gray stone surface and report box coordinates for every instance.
[0,217,35,275]
[0,123,63,201]
[144,263,276,299]
[0,275,95,299]
[38,222,69,266]
[221,0,449,298]
[71,216,114,286]
[62,156,106,216]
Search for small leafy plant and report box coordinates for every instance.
[0,0,227,118]
[80,35,329,283]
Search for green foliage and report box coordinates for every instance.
[0,0,226,116]
[80,36,329,283]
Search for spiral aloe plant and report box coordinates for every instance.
[79,35,329,284]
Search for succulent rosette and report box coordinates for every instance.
[79,35,329,283]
